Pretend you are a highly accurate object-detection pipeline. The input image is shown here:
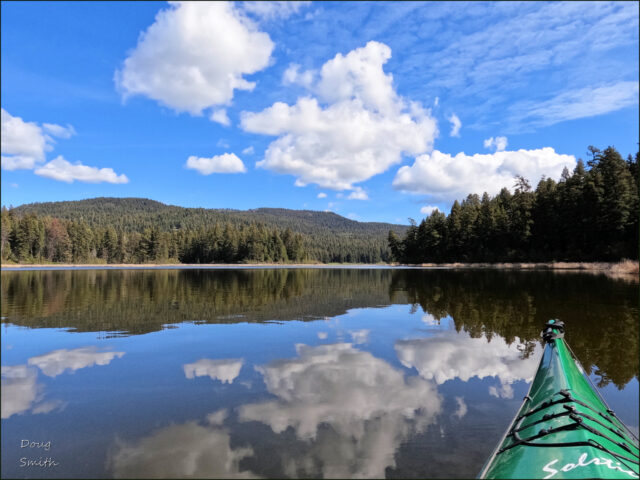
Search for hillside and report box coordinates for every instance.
[8,197,408,263]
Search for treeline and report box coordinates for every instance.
[6,198,402,264]
[389,146,639,263]
[0,212,309,264]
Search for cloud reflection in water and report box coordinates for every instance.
[395,330,541,398]
[239,343,443,478]
[1,346,124,419]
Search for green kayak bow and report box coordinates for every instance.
[479,320,639,479]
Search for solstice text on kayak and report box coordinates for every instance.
[543,453,638,479]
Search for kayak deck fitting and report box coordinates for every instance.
[479,320,639,479]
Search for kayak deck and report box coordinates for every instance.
[479,320,639,479]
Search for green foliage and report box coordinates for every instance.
[2,201,406,264]
[390,146,639,263]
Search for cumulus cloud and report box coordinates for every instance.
[110,421,256,478]
[447,113,461,137]
[347,187,369,200]
[393,147,576,203]
[395,330,541,398]
[210,109,231,126]
[115,2,274,115]
[282,63,315,88]
[484,136,508,152]
[28,347,125,377]
[317,192,327,199]
[34,156,130,184]
[420,205,439,216]
[1,108,50,170]
[241,146,254,155]
[241,41,437,192]
[183,358,243,384]
[238,343,441,477]
[185,153,247,175]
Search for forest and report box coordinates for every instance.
[389,146,639,263]
[1,199,402,264]
[1,145,637,265]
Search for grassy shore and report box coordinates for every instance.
[1,259,637,276]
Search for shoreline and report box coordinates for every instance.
[1,260,637,273]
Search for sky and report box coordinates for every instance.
[1,1,638,224]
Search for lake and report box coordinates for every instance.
[1,268,638,479]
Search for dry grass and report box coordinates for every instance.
[412,260,639,282]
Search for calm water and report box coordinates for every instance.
[1,268,638,479]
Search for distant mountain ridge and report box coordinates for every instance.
[10,197,408,263]
[12,197,406,233]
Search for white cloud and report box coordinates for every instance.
[241,41,437,191]
[210,109,231,126]
[395,330,541,398]
[484,136,508,152]
[447,113,461,137]
[241,146,255,155]
[434,97,439,107]
[185,153,247,175]
[1,108,49,170]
[34,156,130,184]
[317,331,328,339]
[316,192,327,199]
[238,343,442,478]
[393,147,576,203]
[420,205,439,216]
[42,123,76,139]
[282,63,315,88]
[110,421,256,478]
[241,1,310,21]
[347,187,369,200]
[115,2,274,115]
[28,347,125,377]
[1,109,125,183]
[183,358,243,384]
[509,81,639,130]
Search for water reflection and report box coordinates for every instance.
[1,346,124,419]
[1,268,637,478]
[28,347,125,377]
[238,343,442,478]
[183,358,244,384]
[395,330,542,398]
[111,421,256,479]
[1,365,44,419]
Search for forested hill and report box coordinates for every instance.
[3,197,408,264]
[11,197,404,235]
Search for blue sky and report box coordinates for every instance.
[1,1,638,224]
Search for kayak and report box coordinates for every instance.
[478,320,639,479]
